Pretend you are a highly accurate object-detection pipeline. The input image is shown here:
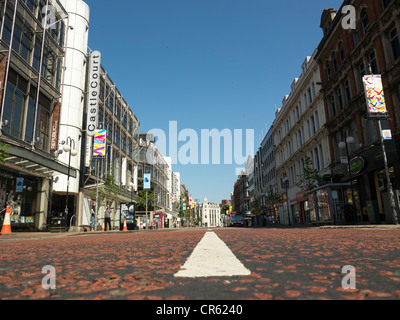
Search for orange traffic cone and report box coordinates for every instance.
[1,206,12,235]
[102,219,105,232]
[123,218,128,231]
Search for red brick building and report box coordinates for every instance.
[315,0,400,223]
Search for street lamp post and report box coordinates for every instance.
[62,137,78,225]
[377,120,399,225]
[339,136,357,224]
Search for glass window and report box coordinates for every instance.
[353,28,360,46]
[382,0,392,8]
[326,61,331,80]
[12,90,24,138]
[345,79,351,102]
[12,24,22,52]
[2,78,26,140]
[32,36,42,71]
[25,98,36,143]
[20,33,32,62]
[2,83,15,135]
[2,14,12,44]
[361,8,369,34]
[37,106,50,151]
[339,42,345,63]
[330,95,336,117]
[389,28,400,60]
[337,88,343,110]
[332,52,338,72]
[369,51,378,74]
[25,0,35,13]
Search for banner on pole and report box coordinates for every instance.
[93,129,106,157]
[362,75,387,117]
[144,173,151,190]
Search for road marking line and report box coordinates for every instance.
[174,231,251,278]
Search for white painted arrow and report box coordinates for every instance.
[174,231,251,278]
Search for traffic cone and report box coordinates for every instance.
[1,206,12,235]
[102,219,105,232]
[123,218,128,231]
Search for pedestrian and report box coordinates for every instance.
[90,201,96,231]
[104,204,112,231]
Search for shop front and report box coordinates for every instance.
[305,183,353,225]
[0,170,39,231]
[331,142,400,224]
[0,143,75,232]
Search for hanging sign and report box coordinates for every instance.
[349,156,366,175]
[87,51,101,136]
[144,173,151,190]
[362,75,387,117]
[93,129,106,157]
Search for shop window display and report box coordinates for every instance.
[0,173,37,231]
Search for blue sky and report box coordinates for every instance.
[84,0,344,203]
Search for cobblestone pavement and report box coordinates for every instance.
[0,227,399,301]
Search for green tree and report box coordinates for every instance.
[265,185,281,207]
[221,204,229,215]
[0,142,9,163]
[91,173,123,206]
[135,190,155,210]
[296,156,321,191]
[251,197,262,214]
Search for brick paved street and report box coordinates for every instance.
[0,227,399,302]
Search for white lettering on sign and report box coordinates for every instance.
[86,51,101,137]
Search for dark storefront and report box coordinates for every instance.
[0,169,39,231]
[332,141,400,224]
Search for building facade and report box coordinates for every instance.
[0,0,71,231]
[316,0,400,224]
[253,125,278,225]
[273,50,331,225]
[196,197,221,227]
[135,133,170,227]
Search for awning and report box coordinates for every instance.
[2,143,76,178]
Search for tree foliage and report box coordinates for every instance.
[265,185,281,206]
[0,142,9,163]
[91,173,123,206]
[296,156,321,191]
[135,190,155,210]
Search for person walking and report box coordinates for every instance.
[90,201,96,231]
[104,205,112,231]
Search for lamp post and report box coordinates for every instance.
[339,136,357,224]
[62,137,78,223]
[377,121,399,225]
[129,181,136,229]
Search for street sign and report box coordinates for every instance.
[382,129,392,140]
[340,156,348,164]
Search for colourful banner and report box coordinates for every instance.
[362,75,387,115]
[169,193,175,202]
[93,129,106,157]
